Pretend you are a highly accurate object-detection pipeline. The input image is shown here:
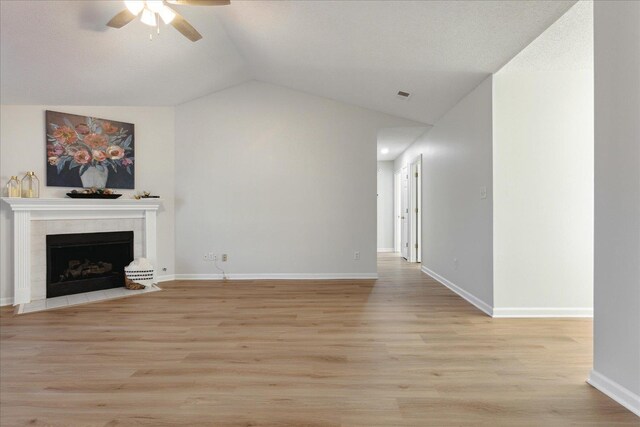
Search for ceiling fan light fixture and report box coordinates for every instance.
[140,7,157,26]
[108,0,227,41]
[159,5,176,24]
[145,0,165,14]
[124,0,145,15]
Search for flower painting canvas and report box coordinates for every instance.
[46,110,135,189]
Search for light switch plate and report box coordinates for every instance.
[480,186,487,199]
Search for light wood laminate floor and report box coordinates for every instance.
[1,253,637,426]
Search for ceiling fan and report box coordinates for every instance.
[107,0,229,42]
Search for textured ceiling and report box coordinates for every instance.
[498,0,592,73]
[1,1,577,123]
[217,0,576,124]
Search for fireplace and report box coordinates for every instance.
[46,231,134,298]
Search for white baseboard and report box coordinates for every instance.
[420,265,493,316]
[377,248,396,253]
[0,297,14,307]
[174,273,378,281]
[493,307,593,318]
[588,370,640,417]
[156,274,176,283]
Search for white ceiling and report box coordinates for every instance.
[1,0,577,124]
[218,0,576,124]
[377,127,430,161]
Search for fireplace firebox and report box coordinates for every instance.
[46,231,134,298]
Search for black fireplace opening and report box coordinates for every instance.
[46,231,134,298]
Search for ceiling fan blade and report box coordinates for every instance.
[167,0,230,5]
[106,9,137,29]
[171,12,203,42]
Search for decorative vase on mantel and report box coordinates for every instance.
[80,165,109,189]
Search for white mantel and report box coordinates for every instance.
[1,197,162,305]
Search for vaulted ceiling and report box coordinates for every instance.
[1,0,576,124]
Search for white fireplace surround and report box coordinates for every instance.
[1,198,162,305]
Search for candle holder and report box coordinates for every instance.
[21,171,40,198]
[6,176,21,198]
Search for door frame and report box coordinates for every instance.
[394,170,402,253]
[409,155,422,263]
[400,165,409,259]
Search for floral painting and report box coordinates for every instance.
[46,110,134,189]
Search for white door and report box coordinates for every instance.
[400,165,409,259]
[409,156,422,263]
[394,171,402,252]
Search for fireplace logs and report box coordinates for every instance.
[59,259,113,281]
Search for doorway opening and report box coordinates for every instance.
[394,155,421,263]
[377,127,427,268]
[409,155,422,263]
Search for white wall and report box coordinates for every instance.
[395,77,494,311]
[590,0,640,414]
[492,1,594,315]
[0,105,175,304]
[174,81,421,278]
[377,161,394,251]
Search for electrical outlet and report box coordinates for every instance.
[208,252,214,261]
[222,254,228,262]
[354,251,360,260]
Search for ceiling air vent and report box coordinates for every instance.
[397,90,411,99]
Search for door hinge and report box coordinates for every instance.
[415,172,418,178]
[405,243,408,247]
[415,208,418,213]
[415,243,418,249]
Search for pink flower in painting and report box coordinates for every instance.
[75,123,90,135]
[52,126,77,144]
[121,157,133,167]
[92,150,107,162]
[74,149,91,165]
[48,156,59,166]
[47,144,64,157]
[84,133,108,149]
[101,121,118,135]
[65,144,81,156]
[106,145,125,160]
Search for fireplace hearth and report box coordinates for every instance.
[46,231,134,298]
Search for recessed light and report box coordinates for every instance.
[381,148,389,154]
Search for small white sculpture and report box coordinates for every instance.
[124,258,155,288]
